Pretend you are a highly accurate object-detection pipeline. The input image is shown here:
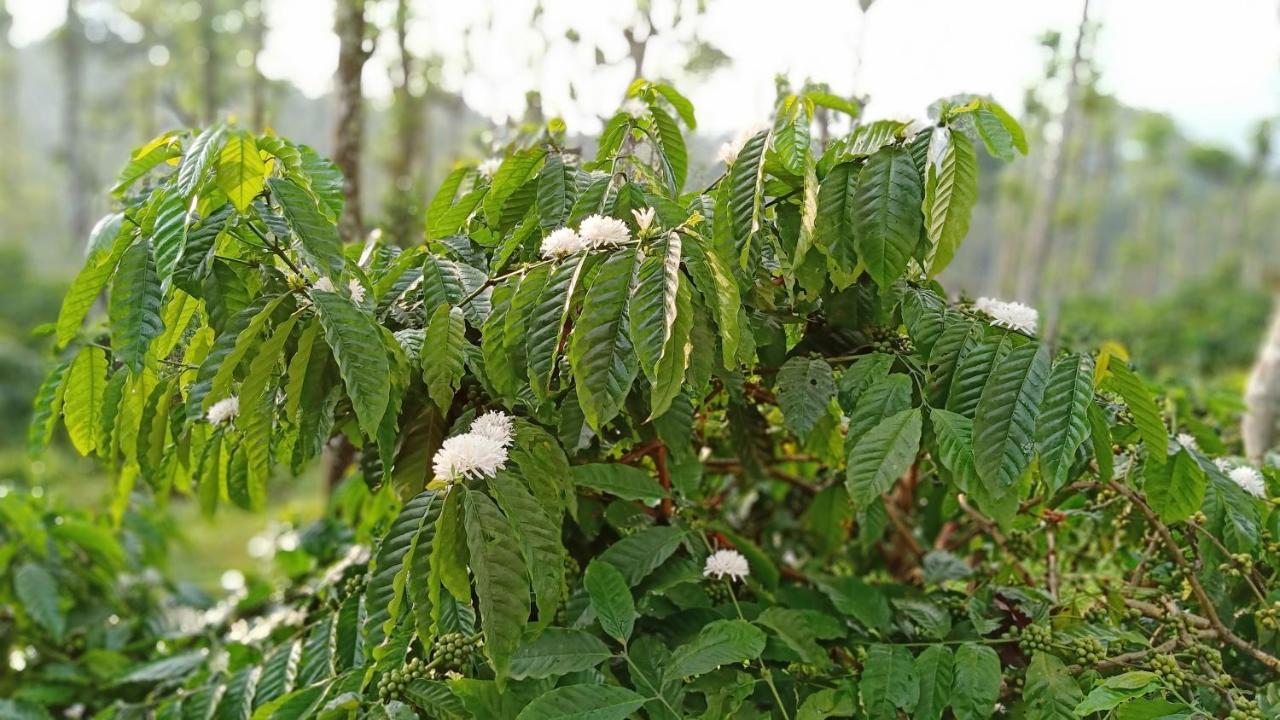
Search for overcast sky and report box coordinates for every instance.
[9,0,1279,149]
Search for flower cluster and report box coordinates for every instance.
[703,549,750,582]
[539,213,636,259]
[206,396,240,426]
[477,157,502,178]
[1175,432,1199,452]
[431,411,515,482]
[973,296,1039,335]
[1228,465,1267,499]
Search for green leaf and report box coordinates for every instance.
[777,356,836,439]
[176,125,228,196]
[814,575,891,632]
[846,373,913,445]
[1106,362,1167,462]
[239,314,299,510]
[217,131,267,213]
[526,253,590,397]
[463,490,530,685]
[483,148,546,226]
[422,304,467,412]
[112,131,182,197]
[572,463,665,504]
[814,161,859,282]
[596,526,685,585]
[973,342,1050,490]
[269,178,345,279]
[432,487,471,602]
[1073,672,1161,716]
[14,563,64,641]
[946,333,1014,417]
[62,346,107,455]
[1022,652,1082,720]
[923,130,978,276]
[1145,449,1207,524]
[1087,400,1114,482]
[488,471,564,624]
[860,644,918,719]
[312,290,390,437]
[56,224,134,347]
[952,643,1001,720]
[728,130,768,269]
[755,607,842,665]
[854,145,923,289]
[109,239,164,374]
[365,490,442,654]
[913,644,955,720]
[846,408,923,506]
[509,628,611,680]
[669,619,766,678]
[980,100,1028,154]
[629,234,683,382]
[650,105,688,192]
[536,154,571,230]
[930,408,979,491]
[682,230,741,368]
[648,274,693,420]
[568,248,638,430]
[1036,353,1095,492]
[513,685,646,720]
[583,559,635,643]
[1203,470,1261,552]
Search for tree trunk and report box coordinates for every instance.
[62,0,90,249]
[1243,294,1280,464]
[333,0,370,245]
[249,6,268,131]
[385,0,425,246]
[1014,0,1090,302]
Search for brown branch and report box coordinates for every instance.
[654,442,673,520]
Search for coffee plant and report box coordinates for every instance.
[14,78,1280,718]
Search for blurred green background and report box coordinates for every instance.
[1,0,1277,589]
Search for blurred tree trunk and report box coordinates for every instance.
[249,5,268,131]
[384,0,426,246]
[1015,0,1090,302]
[62,0,90,248]
[327,0,373,489]
[1243,293,1280,464]
[333,0,371,245]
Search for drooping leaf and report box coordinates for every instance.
[777,356,836,439]
[583,559,635,643]
[463,490,530,685]
[923,129,978,276]
[509,628,611,680]
[973,342,1050,490]
[14,563,64,641]
[846,408,923,506]
[513,685,645,720]
[422,304,467,412]
[109,239,164,374]
[572,464,665,504]
[853,146,923,290]
[1036,353,1094,492]
[952,643,1001,720]
[269,178,345,279]
[62,346,108,455]
[860,644,918,719]
[217,131,267,213]
[1106,362,1167,462]
[568,248,638,430]
[312,290,390,437]
[1022,652,1082,720]
[668,619,766,679]
[1144,449,1207,524]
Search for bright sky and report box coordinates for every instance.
[9,0,1279,148]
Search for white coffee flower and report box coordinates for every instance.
[1229,466,1266,499]
[1175,433,1199,452]
[631,207,657,234]
[313,276,336,293]
[470,411,515,447]
[621,97,648,119]
[578,214,631,249]
[1214,457,1233,474]
[348,278,366,303]
[974,297,1038,335]
[432,432,508,482]
[477,157,503,178]
[703,549,750,582]
[540,227,587,258]
[207,396,239,426]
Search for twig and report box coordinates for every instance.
[955,494,1035,585]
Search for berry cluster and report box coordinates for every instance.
[1218,553,1254,578]
[1256,602,1280,630]
[376,656,426,700]
[1014,623,1054,654]
[1004,529,1034,555]
[1149,654,1186,688]
[1071,636,1106,664]
[1228,697,1265,719]
[864,325,913,354]
[706,580,734,606]
[431,632,475,673]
